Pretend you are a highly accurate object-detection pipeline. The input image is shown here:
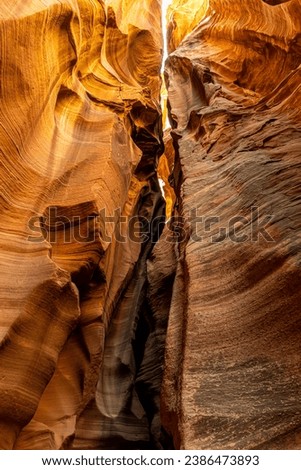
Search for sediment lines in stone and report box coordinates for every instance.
[1,0,301,451]
[162,0,301,450]
[0,0,166,450]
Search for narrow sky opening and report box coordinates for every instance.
[161,0,173,129]
[161,0,173,71]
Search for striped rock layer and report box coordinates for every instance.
[0,0,301,450]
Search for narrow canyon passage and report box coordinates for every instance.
[0,0,301,451]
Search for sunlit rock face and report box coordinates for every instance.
[0,0,164,450]
[1,0,301,452]
[162,0,301,449]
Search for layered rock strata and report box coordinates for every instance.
[1,0,301,451]
[0,0,165,449]
[162,0,301,450]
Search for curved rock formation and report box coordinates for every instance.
[1,0,301,451]
[162,0,301,450]
[0,0,164,450]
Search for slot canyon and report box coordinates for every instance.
[0,0,301,450]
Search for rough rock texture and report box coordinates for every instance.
[1,0,301,452]
[0,0,165,450]
[162,0,301,450]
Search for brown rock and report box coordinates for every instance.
[162,0,301,450]
[1,0,301,451]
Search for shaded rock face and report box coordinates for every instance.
[0,0,301,452]
[162,0,301,450]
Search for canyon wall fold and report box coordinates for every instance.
[162,0,301,450]
[1,0,301,451]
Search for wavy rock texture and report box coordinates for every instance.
[0,0,165,450]
[162,0,301,449]
[1,0,301,452]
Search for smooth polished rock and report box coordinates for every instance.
[0,0,163,449]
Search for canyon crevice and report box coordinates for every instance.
[0,0,301,450]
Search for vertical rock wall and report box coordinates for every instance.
[162,0,301,450]
[0,0,165,449]
[1,0,301,451]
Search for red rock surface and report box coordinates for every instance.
[162,0,301,450]
[0,0,301,451]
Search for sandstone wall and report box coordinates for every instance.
[0,0,164,449]
[162,0,301,449]
[1,0,301,451]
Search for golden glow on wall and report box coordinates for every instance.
[167,0,209,51]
